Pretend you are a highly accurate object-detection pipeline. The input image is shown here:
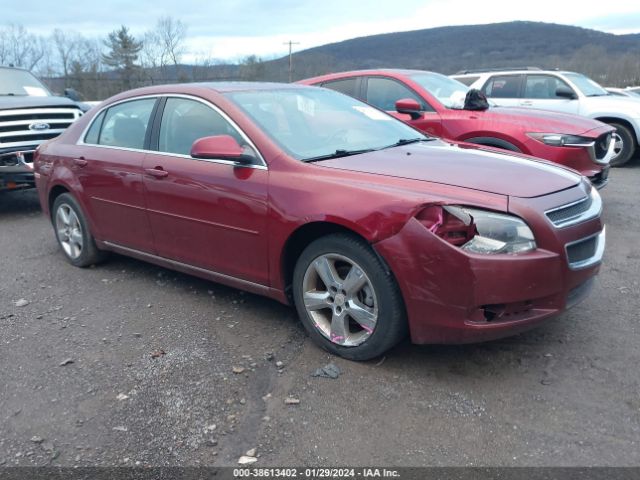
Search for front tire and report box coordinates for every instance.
[292,233,407,361]
[52,193,107,267]
[608,123,635,167]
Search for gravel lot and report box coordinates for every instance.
[1,164,639,467]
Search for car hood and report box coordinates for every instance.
[319,140,581,198]
[481,106,607,135]
[580,94,640,112]
[0,95,82,110]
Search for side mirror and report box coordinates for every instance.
[64,88,81,102]
[190,135,257,165]
[555,86,577,100]
[395,98,422,120]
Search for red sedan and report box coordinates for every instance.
[34,83,605,360]
[299,69,615,188]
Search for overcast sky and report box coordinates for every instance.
[3,0,640,62]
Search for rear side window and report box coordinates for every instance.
[455,76,480,87]
[321,78,359,98]
[97,98,156,149]
[483,75,522,98]
[159,97,244,156]
[524,75,574,99]
[366,77,424,111]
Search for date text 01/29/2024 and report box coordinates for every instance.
[233,468,400,477]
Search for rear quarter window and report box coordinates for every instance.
[321,78,359,98]
[84,111,105,144]
[455,76,480,87]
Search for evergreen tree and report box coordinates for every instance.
[102,26,142,88]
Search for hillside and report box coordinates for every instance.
[261,21,640,84]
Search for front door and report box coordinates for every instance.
[142,96,269,285]
[520,74,580,115]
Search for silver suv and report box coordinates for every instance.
[451,68,640,166]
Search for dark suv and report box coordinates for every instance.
[0,66,85,191]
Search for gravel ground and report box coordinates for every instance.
[0,164,639,467]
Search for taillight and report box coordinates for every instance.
[415,205,477,247]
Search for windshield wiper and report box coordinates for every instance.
[381,137,436,149]
[302,148,375,162]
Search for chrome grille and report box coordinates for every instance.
[546,196,592,224]
[0,107,82,150]
[545,188,601,229]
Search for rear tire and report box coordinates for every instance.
[292,233,407,361]
[52,193,107,267]
[608,122,635,167]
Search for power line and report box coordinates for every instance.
[283,40,300,83]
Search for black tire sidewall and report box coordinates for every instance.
[292,234,406,361]
[52,193,102,267]
[609,123,635,167]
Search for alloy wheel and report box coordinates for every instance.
[55,203,83,259]
[302,253,378,347]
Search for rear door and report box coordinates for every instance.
[480,74,523,107]
[142,96,269,285]
[76,97,158,252]
[520,74,579,114]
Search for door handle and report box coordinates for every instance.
[520,101,533,106]
[145,167,169,178]
[73,157,88,167]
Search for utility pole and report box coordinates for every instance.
[283,40,300,83]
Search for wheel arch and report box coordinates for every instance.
[594,117,639,145]
[280,221,385,302]
[48,184,71,219]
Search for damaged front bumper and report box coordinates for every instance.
[0,150,36,191]
[373,190,604,344]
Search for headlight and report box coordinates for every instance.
[527,133,594,147]
[417,205,536,254]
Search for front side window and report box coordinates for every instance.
[483,75,522,98]
[159,97,243,156]
[408,72,470,109]
[366,77,424,111]
[226,87,427,161]
[524,75,574,99]
[97,98,156,149]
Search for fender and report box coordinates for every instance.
[461,136,521,152]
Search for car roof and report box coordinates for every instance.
[453,69,576,77]
[106,81,315,103]
[300,69,441,84]
[187,81,309,93]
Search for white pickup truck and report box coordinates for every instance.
[451,68,640,166]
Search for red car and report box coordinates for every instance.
[299,69,615,188]
[34,83,605,360]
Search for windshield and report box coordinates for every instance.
[226,88,428,161]
[564,73,609,97]
[408,72,470,109]
[0,68,51,96]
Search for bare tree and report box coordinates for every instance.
[156,16,187,68]
[52,29,79,79]
[0,24,48,71]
